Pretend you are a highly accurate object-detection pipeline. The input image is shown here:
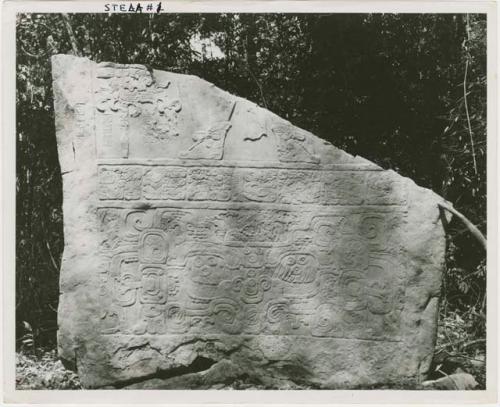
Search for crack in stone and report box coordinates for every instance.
[109,355,217,389]
[167,337,227,356]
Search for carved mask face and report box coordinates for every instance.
[275,254,318,284]
[189,253,226,285]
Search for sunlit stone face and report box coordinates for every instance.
[52,55,448,389]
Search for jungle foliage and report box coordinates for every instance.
[16,13,486,352]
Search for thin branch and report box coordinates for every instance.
[19,43,47,59]
[438,203,486,250]
[61,14,81,56]
[437,338,486,350]
[45,241,59,273]
[463,14,478,175]
[246,64,268,109]
[439,350,486,364]
[48,303,58,313]
[243,35,268,109]
[481,296,486,315]
[453,220,487,237]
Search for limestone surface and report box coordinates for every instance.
[52,54,449,389]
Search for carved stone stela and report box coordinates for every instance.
[52,55,448,389]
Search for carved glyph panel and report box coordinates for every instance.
[97,165,408,206]
[97,207,408,342]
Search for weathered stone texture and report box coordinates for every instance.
[52,55,449,389]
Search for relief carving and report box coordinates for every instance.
[364,172,408,205]
[266,300,301,333]
[359,214,385,242]
[94,64,182,155]
[97,208,122,250]
[136,303,167,334]
[234,169,278,203]
[97,207,408,340]
[139,267,167,304]
[142,167,187,200]
[221,268,272,304]
[181,101,236,160]
[274,253,318,284]
[96,165,410,210]
[180,121,232,160]
[278,170,323,204]
[187,252,227,286]
[209,297,244,334]
[139,231,168,264]
[272,124,320,164]
[53,56,447,389]
[145,95,182,143]
[125,210,153,232]
[165,304,189,333]
[322,172,366,205]
[311,303,341,337]
[311,216,345,248]
[186,168,233,201]
[98,167,142,200]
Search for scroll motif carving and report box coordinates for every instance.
[98,206,407,340]
[266,300,301,332]
[209,297,244,334]
[311,303,341,337]
[165,304,189,333]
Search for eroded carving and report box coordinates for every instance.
[181,121,231,160]
[97,207,407,340]
[222,269,272,304]
[52,56,446,388]
[143,167,187,200]
[98,167,142,200]
[181,101,236,160]
[139,231,168,264]
[365,172,408,205]
[94,64,182,156]
[186,168,232,201]
[209,297,244,334]
[272,124,320,164]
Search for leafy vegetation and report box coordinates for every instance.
[16,13,486,387]
[16,349,82,390]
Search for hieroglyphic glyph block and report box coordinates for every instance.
[52,55,449,389]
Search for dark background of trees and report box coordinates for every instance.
[16,13,486,349]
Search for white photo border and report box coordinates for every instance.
[1,1,498,405]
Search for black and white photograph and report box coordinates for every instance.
[1,1,497,404]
